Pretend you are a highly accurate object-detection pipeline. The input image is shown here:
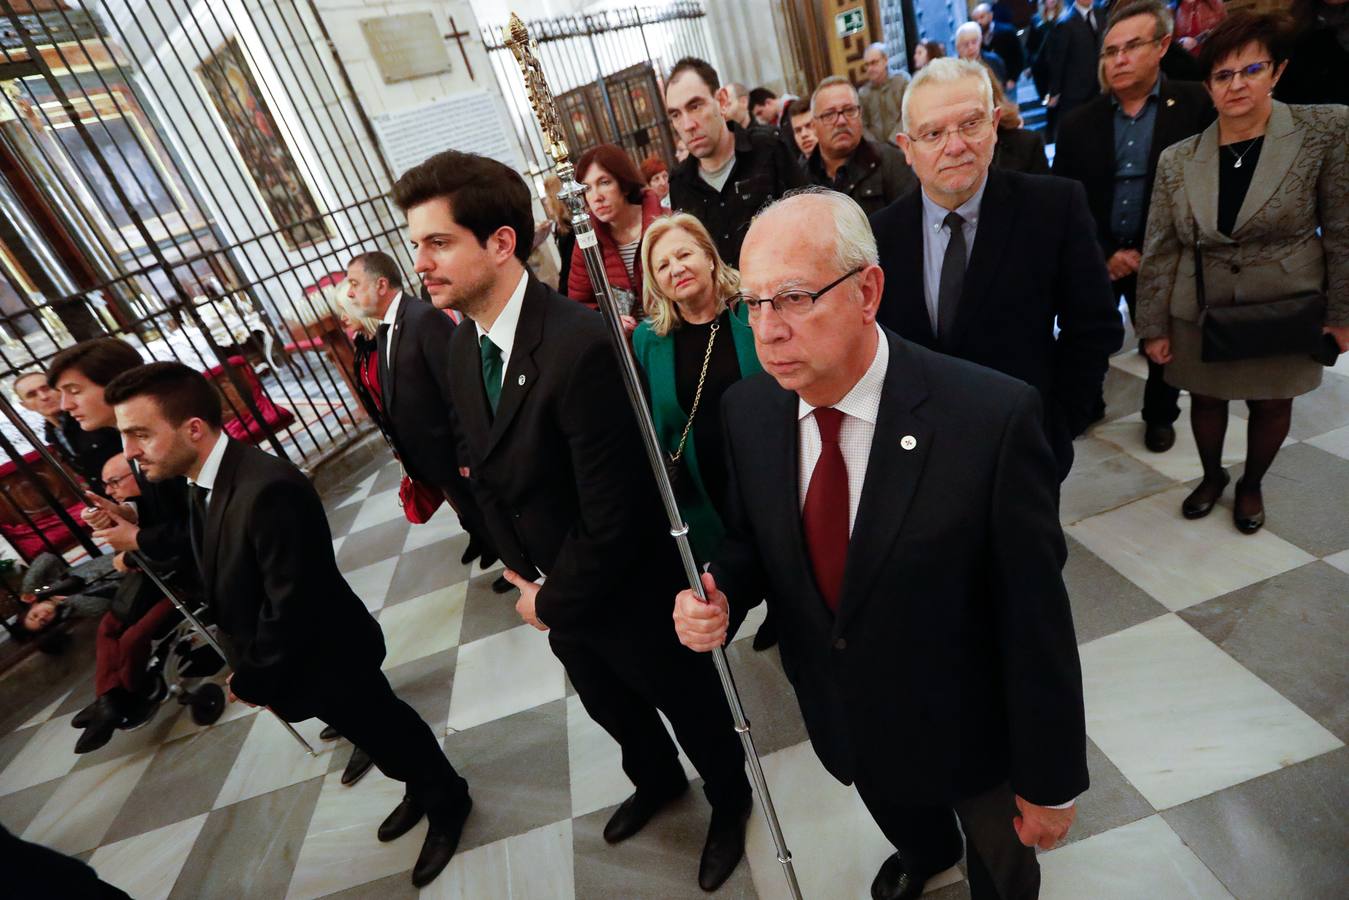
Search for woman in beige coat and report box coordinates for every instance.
[1136,11,1349,534]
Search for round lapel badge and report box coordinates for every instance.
[900,435,917,451]
[518,374,527,386]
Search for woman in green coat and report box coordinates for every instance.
[633,214,775,648]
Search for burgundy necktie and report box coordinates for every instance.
[802,407,849,612]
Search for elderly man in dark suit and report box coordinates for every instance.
[1054,0,1215,452]
[1046,0,1108,127]
[874,57,1122,480]
[674,188,1088,900]
[104,362,472,890]
[392,149,753,892]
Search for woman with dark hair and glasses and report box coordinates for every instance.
[1136,11,1349,534]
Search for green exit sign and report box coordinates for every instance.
[836,7,866,38]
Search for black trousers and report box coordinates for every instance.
[440,478,494,553]
[1117,273,1181,426]
[549,622,751,812]
[853,773,1040,900]
[313,666,468,826]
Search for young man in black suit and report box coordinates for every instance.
[1054,0,1215,452]
[675,189,1088,900]
[344,250,507,593]
[874,58,1122,481]
[103,362,471,890]
[392,150,752,892]
[1046,0,1108,127]
[45,341,137,491]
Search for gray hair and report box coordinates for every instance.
[759,186,878,272]
[954,21,983,43]
[864,42,888,59]
[1105,0,1174,41]
[810,75,859,115]
[900,57,995,133]
[10,370,47,403]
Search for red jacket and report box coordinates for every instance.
[567,189,665,312]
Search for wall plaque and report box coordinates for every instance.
[361,13,453,84]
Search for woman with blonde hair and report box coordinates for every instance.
[331,282,386,425]
[632,213,773,648]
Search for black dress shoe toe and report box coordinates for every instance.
[341,747,375,786]
[378,795,425,842]
[1182,470,1231,519]
[411,795,472,888]
[1144,422,1176,453]
[460,539,481,567]
[319,724,340,741]
[490,575,514,594]
[870,853,923,900]
[1233,479,1265,534]
[751,618,778,652]
[698,804,751,892]
[603,781,689,844]
[74,719,118,755]
[478,549,499,570]
[71,696,108,729]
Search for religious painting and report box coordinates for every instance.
[198,39,331,250]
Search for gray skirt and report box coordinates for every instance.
[1163,317,1324,401]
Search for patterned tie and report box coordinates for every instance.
[802,408,849,612]
[937,210,967,346]
[479,335,503,415]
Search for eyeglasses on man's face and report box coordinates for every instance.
[1210,60,1274,87]
[906,116,994,149]
[731,267,864,320]
[815,105,862,126]
[103,473,133,489]
[1100,36,1161,60]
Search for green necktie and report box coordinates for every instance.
[479,334,503,415]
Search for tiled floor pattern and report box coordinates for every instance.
[1,352,1346,899]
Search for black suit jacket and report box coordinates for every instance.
[872,170,1123,474]
[988,22,1024,81]
[711,331,1088,806]
[195,439,384,718]
[130,468,193,573]
[1053,76,1214,257]
[1047,4,1104,104]
[448,276,684,632]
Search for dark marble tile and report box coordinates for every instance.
[321,869,420,899]
[443,699,570,853]
[722,639,809,758]
[336,517,412,572]
[0,776,61,834]
[572,789,758,899]
[458,574,526,645]
[371,462,403,495]
[69,701,184,772]
[384,539,472,607]
[1257,443,1349,557]
[1063,739,1154,847]
[0,723,39,777]
[101,713,255,844]
[1162,746,1349,900]
[1180,561,1349,741]
[1062,537,1169,645]
[169,776,324,900]
[1098,363,1146,424]
[1060,438,1175,525]
[325,500,363,539]
[1289,371,1349,441]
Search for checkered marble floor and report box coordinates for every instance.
[1,346,1347,899]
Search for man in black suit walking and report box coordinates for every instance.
[1046,0,1107,127]
[1054,0,1215,452]
[675,188,1088,900]
[104,362,471,890]
[345,250,506,590]
[874,57,1122,479]
[391,150,752,892]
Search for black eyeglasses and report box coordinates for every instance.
[815,105,862,126]
[1210,60,1274,86]
[1100,37,1161,60]
[731,267,864,319]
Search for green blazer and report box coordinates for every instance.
[633,308,761,563]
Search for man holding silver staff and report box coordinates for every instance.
[674,189,1088,900]
[393,149,754,892]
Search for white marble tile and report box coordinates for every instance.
[422,820,574,900]
[0,713,80,797]
[336,473,378,508]
[213,715,337,809]
[1305,424,1349,461]
[744,740,962,900]
[446,625,566,732]
[17,689,72,730]
[732,602,769,645]
[1330,351,1349,379]
[348,487,405,533]
[88,812,209,900]
[342,556,400,613]
[285,768,421,900]
[331,535,346,557]
[1108,349,1149,380]
[1040,816,1232,899]
[379,583,466,670]
[1080,614,1342,810]
[1067,486,1314,611]
[1324,548,1349,576]
[1090,395,1268,483]
[565,694,698,819]
[163,689,259,742]
[403,505,468,554]
[22,747,156,854]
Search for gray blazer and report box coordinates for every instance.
[1135,101,1349,340]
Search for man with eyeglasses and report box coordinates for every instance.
[859,42,908,146]
[1054,0,1214,453]
[872,58,1122,481]
[673,187,1087,900]
[806,75,916,216]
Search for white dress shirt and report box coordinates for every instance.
[188,433,230,505]
[920,174,987,336]
[379,290,405,371]
[475,270,530,385]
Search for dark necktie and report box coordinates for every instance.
[188,483,209,568]
[479,335,503,415]
[937,210,967,345]
[802,408,849,612]
[1087,8,1098,38]
[376,323,392,395]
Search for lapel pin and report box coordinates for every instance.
[900,435,917,451]
[1166,98,1175,107]
[518,374,527,386]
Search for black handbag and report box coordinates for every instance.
[1193,223,1327,363]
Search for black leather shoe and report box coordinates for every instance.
[460,539,481,566]
[74,699,123,755]
[698,803,750,892]
[378,795,425,842]
[491,575,514,595]
[319,724,340,741]
[1182,470,1230,519]
[340,746,375,786]
[71,696,110,729]
[870,853,925,900]
[117,693,158,731]
[1144,422,1176,453]
[751,617,777,652]
[411,795,472,888]
[603,781,689,844]
[1233,478,1265,534]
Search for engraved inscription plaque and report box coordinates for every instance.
[360,13,453,84]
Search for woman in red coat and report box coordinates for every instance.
[567,143,664,333]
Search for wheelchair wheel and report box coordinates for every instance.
[190,683,226,726]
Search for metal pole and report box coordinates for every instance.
[505,17,802,899]
[0,393,316,757]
